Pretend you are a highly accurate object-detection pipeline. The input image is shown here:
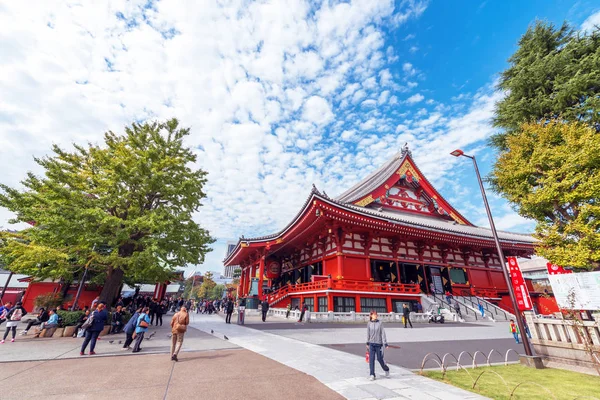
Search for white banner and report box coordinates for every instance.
[549,271,600,310]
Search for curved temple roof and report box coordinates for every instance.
[224,147,536,265]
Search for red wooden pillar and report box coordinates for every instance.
[355,294,361,312]
[313,294,318,312]
[240,269,246,296]
[386,296,393,313]
[327,292,334,312]
[258,256,265,300]
[365,257,370,281]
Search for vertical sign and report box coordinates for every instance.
[507,257,533,311]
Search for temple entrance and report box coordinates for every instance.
[399,263,420,285]
[370,259,399,282]
[427,266,451,294]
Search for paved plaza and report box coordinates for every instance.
[0,311,529,399]
[244,316,523,370]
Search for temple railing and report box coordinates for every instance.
[267,280,421,306]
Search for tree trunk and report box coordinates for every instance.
[99,268,124,306]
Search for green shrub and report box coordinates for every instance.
[57,310,84,326]
[34,293,63,310]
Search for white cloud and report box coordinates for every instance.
[406,93,425,104]
[1,1,532,275]
[582,10,600,32]
[302,96,334,126]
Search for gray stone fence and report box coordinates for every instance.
[267,307,458,323]
[526,312,600,370]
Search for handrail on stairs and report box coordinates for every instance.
[430,291,477,320]
[457,289,510,320]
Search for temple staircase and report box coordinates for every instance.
[423,293,480,322]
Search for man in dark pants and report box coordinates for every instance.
[225,299,234,324]
[402,303,413,328]
[261,299,269,322]
[149,299,157,325]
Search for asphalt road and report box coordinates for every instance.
[323,338,525,370]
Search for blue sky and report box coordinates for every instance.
[1,0,599,274]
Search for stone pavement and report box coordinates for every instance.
[0,316,236,362]
[0,349,344,400]
[189,313,489,400]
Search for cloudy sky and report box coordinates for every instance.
[1,0,599,274]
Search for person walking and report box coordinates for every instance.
[402,303,413,328]
[509,319,520,343]
[149,299,157,326]
[366,310,390,380]
[285,303,291,319]
[2,302,27,343]
[80,303,108,355]
[122,307,141,350]
[298,302,307,323]
[453,301,462,319]
[225,299,234,324]
[170,306,189,361]
[261,299,269,322]
[132,307,151,353]
[521,314,532,339]
[445,290,453,305]
[0,302,13,327]
[155,301,165,327]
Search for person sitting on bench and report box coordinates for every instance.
[20,308,49,335]
[33,309,59,337]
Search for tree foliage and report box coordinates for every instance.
[0,119,215,302]
[492,21,600,149]
[196,271,216,299]
[490,121,600,270]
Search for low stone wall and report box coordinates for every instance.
[526,312,600,370]
[267,308,454,323]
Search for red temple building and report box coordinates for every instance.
[224,147,536,313]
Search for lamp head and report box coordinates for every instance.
[450,149,464,157]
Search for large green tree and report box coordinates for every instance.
[490,121,600,270]
[492,21,600,149]
[0,119,214,303]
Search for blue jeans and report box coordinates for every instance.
[368,343,389,377]
[81,330,100,353]
[513,332,519,343]
[524,326,532,339]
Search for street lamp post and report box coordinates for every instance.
[451,149,534,356]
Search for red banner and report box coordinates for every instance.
[546,262,572,275]
[507,257,533,311]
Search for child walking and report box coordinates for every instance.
[509,319,520,343]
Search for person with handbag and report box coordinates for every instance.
[132,307,150,353]
[80,303,108,355]
[2,302,27,343]
[122,307,141,350]
[170,306,189,361]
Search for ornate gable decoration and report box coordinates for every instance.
[352,155,470,225]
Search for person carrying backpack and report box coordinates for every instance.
[2,302,27,343]
[170,306,189,362]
